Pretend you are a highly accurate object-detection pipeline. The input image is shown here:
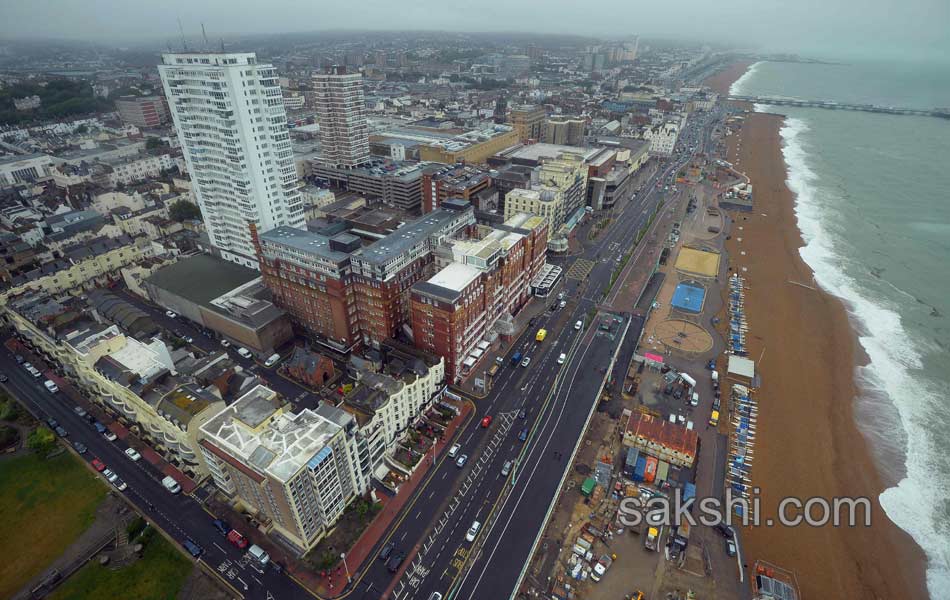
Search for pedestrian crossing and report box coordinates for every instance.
[565,259,595,280]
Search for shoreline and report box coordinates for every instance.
[720,111,929,598]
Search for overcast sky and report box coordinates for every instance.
[2,0,948,61]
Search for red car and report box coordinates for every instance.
[227,529,249,549]
[481,415,493,428]
[91,458,106,472]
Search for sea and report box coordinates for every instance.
[731,59,950,599]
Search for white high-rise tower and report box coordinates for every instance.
[159,52,304,268]
[312,66,370,169]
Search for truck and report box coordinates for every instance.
[510,351,522,366]
[645,526,660,551]
[591,554,613,582]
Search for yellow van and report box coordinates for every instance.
[708,410,720,427]
[535,328,547,342]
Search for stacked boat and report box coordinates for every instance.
[727,384,757,513]
[728,273,748,356]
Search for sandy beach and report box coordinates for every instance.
[703,61,754,96]
[718,109,929,598]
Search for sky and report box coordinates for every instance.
[2,0,948,61]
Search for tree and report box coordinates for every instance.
[169,199,201,222]
[27,426,56,456]
[146,137,164,150]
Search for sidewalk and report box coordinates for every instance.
[3,338,198,493]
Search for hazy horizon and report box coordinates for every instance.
[2,0,948,62]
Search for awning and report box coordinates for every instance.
[462,356,476,368]
[477,340,491,351]
[644,352,665,364]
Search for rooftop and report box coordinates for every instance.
[144,254,259,307]
[426,261,482,293]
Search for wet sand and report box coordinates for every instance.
[721,112,929,599]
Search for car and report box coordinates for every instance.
[495,356,504,366]
[520,356,531,368]
[183,538,203,558]
[501,460,512,476]
[0,373,7,383]
[715,523,734,539]
[212,519,230,535]
[465,521,481,542]
[125,448,142,462]
[112,478,127,492]
[378,541,396,561]
[455,454,468,468]
[103,469,118,483]
[518,427,528,442]
[518,409,526,419]
[91,458,106,472]
[44,380,59,393]
[574,320,583,330]
[72,441,87,454]
[46,417,59,429]
[448,443,461,458]
[93,421,106,434]
[54,426,68,437]
[220,339,231,348]
[557,353,566,365]
[236,347,252,359]
[14,354,24,364]
[83,412,97,424]
[227,529,249,549]
[558,300,567,309]
[480,415,492,428]
[264,353,282,368]
[386,550,406,573]
[103,430,117,442]
[165,310,178,318]
[23,361,32,370]
[726,539,737,557]
[73,406,87,418]
[428,594,443,600]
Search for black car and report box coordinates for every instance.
[378,541,395,561]
[715,523,734,539]
[14,354,24,364]
[518,409,526,419]
[0,373,7,382]
[212,518,230,535]
[54,426,68,437]
[72,441,87,454]
[46,417,59,429]
[386,549,406,573]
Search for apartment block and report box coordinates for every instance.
[509,104,546,142]
[115,95,171,128]
[312,66,370,169]
[421,163,491,214]
[542,116,586,146]
[159,52,305,268]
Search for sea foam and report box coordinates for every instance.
[779,116,950,599]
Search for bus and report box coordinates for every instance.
[535,329,547,342]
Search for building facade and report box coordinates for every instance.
[115,95,171,128]
[509,105,546,142]
[542,116,586,146]
[159,52,305,268]
[312,66,370,169]
[421,164,491,214]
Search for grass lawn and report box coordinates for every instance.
[0,451,108,599]
[47,532,193,600]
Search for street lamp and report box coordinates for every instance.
[341,552,351,583]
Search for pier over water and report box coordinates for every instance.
[729,95,950,120]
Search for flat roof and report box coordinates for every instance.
[502,143,598,164]
[145,254,258,306]
[427,262,482,293]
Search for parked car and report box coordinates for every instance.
[165,311,178,318]
[220,339,231,348]
[125,448,142,462]
[46,417,59,429]
[44,380,59,393]
[182,336,194,344]
[715,523,734,539]
[103,469,118,483]
[212,519,230,536]
[448,443,461,458]
[93,422,107,434]
[557,353,566,365]
[386,550,406,573]
[103,430,117,442]
[73,406,87,418]
[518,428,528,442]
[14,354,24,364]
[518,409,526,419]
[112,478,127,492]
[72,441,87,454]
[501,460,512,477]
[54,426,68,437]
[574,320,583,330]
[183,538,203,558]
[378,541,395,561]
[91,458,106,472]
[0,373,7,383]
[236,347,252,359]
[455,454,468,468]
[480,415,492,428]
[264,353,281,368]
[227,529,249,549]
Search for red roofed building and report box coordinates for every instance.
[623,412,698,468]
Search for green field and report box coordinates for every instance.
[47,532,193,600]
[0,451,108,598]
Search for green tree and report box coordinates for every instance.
[146,137,164,150]
[27,426,56,456]
[168,199,201,222]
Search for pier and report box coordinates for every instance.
[729,95,950,119]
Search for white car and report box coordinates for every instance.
[103,469,118,483]
[125,448,142,462]
[574,320,583,330]
[103,430,117,442]
[112,478,128,492]
[465,521,481,542]
[236,347,252,359]
[520,357,531,368]
[448,443,461,458]
[557,353,566,365]
[220,339,231,348]
[165,310,177,318]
